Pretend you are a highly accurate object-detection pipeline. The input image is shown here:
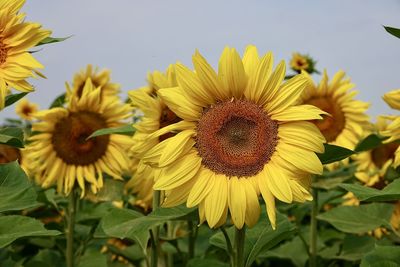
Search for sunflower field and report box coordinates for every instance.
[1,1,400,267]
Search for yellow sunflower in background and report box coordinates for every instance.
[15,98,39,120]
[300,70,370,150]
[125,66,179,210]
[0,144,21,164]
[0,0,51,109]
[290,53,309,72]
[381,89,400,167]
[142,45,326,229]
[66,64,120,100]
[343,117,400,238]
[26,79,132,197]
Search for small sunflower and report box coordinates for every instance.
[290,53,309,72]
[142,45,326,229]
[125,66,179,210]
[381,89,400,167]
[15,98,39,120]
[66,64,120,101]
[26,79,132,197]
[300,70,370,150]
[0,0,51,109]
[0,144,21,164]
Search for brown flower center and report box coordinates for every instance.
[0,42,8,65]
[51,111,109,165]
[159,107,181,141]
[371,142,399,169]
[305,96,345,142]
[0,144,21,164]
[22,106,33,116]
[196,99,278,177]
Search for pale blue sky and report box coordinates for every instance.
[1,0,400,121]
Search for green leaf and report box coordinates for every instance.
[0,161,39,212]
[340,179,400,202]
[209,213,296,267]
[355,134,387,152]
[35,36,71,46]
[4,92,28,108]
[77,248,107,267]
[49,93,66,108]
[384,26,400,39]
[313,175,353,190]
[317,144,354,164]
[334,235,376,261]
[187,258,229,267]
[360,245,400,267]
[0,127,24,148]
[87,124,135,139]
[317,203,394,234]
[0,215,60,248]
[101,205,197,253]
[85,179,124,202]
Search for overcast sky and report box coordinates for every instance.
[1,0,400,121]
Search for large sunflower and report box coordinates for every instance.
[0,0,51,109]
[26,79,132,197]
[66,64,120,100]
[300,70,370,150]
[381,89,400,167]
[142,45,326,229]
[125,66,179,210]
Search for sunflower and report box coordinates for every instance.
[290,53,309,72]
[66,64,120,101]
[0,143,21,164]
[15,98,39,120]
[0,0,51,109]
[125,66,179,210]
[141,45,326,229]
[300,70,370,151]
[381,89,400,167]
[26,79,132,197]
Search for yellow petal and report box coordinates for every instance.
[204,174,228,228]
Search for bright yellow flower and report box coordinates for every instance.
[66,64,120,101]
[15,98,39,120]
[300,70,370,150]
[381,89,400,167]
[290,53,309,72]
[143,45,326,229]
[26,80,133,197]
[126,66,178,210]
[0,0,51,109]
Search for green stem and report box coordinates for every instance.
[221,227,234,266]
[150,190,161,267]
[188,220,195,260]
[66,189,77,267]
[166,221,174,267]
[234,226,246,267]
[309,188,318,267]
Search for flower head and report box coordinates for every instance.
[0,0,51,109]
[15,98,39,120]
[143,45,326,229]
[26,79,132,197]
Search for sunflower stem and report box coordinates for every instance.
[150,190,161,267]
[234,226,246,267]
[188,219,196,261]
[66,189,77,267]
[309,187,318,267]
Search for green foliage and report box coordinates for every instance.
[49,93,66,108]
[4,92,28,108]
[36,36,71,46]
[384,26,400,39]
[317,144,354,164]
[187,258,230,267]
[354,134,387,152]
[360,245,400,267]
[340,179,400,202]
[0,162,38,212]
[87,124,136,139]
[317,203,394,234]
[0,127,24,148]
[0,215,60,248]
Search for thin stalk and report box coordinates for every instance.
[166,221,174,267]
[309,188,318,267]
[221,227,234,266]
[66,189,77,267]
[234,226,246,267]
[150,190,161,267]
[188,220,195,260]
